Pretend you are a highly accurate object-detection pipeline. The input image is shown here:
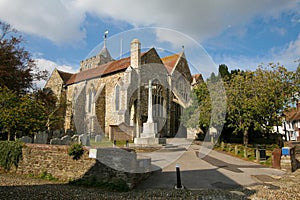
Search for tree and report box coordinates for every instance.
[182,77,227,138]
[0,21,47,94]
[34,88,59,130]
[225,64,294,146]
[218,64,230,80]
[0,87,48,140]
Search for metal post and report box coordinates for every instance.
[175,164,182,189]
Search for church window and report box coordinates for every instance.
[115,84,120,111]
[153,83,164,117]
[177,77,188,101]
[86,89,95,114]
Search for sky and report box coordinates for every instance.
[0,0,299,85]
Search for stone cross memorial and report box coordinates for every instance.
[141,80,158,138]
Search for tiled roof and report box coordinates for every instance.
[161,54,180,74]
[66,57,130,85]
[285,107,300,121]
[193,74,203,82]
[66,48,188,85]
[57,70,73,83]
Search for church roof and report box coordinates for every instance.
[161,54,180,74]
[98,47,113,60]
[66,56,131,85]
[57,69,73,83]
[66,48,187,85]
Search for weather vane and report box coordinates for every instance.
[104,30,108,39]
[103,30,108,47]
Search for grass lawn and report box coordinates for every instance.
[89,136,133,148]
[214,143,278,167]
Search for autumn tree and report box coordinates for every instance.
[0,21,47,94]
[0,21,52,140]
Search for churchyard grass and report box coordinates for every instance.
[90,136,133,148]
[214,143,276,167]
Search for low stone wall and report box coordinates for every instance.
[13,144,151,188]
[109,123,134,141]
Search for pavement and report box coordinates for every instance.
[136,140,285,190]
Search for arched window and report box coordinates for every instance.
[88,89,92,113]
[177,77,188,101]
[115,84,120,111]
[153,83,164,117]
[86,88,95,114]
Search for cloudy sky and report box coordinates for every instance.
[0,0,299,82]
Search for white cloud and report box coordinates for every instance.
[0,0,299,45]
[275,34,300,69]
[0,0,86,44]
[34,58,76,88]
[78,0,299,43]
[214,34,300,71]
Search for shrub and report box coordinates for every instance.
[68,143,84,160]
[0,141,23,170]
[38,171,58,181]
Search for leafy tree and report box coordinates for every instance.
[182,78,226,137]
[34,88,59,130]
[218,64,230,80]
[0,21,47,94]
[0,87,20,140]
[0,87,48,140]
[225,64,294,146]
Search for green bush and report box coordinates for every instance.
[38,171,58,181]
[68,143,84,160]
[0,140,23,170]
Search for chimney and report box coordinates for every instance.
[130,39,141,69]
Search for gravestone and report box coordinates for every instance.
[50,138,61,145]
[71,135,79,143]
[52,129,62,138]
[66,129,74,136]
[79,134,90,146]
[19,136,32,143]
[61,135,72,145]
[95,135,102,143]
[34,131,48,144]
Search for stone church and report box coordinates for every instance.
[45,38,202,140]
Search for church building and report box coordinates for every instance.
[45,37,202,140]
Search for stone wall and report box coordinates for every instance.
[14,144,151,188]
[109,123,134,141]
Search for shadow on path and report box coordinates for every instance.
[197,152,265,173]
[137,168,243,190]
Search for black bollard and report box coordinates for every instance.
[113,140,116,147]
[126,140,129,147]
[175,164,183,189]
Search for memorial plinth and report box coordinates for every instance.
[134,80,166,146]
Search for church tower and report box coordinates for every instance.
[79,31,114,71]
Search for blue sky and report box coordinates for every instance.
[0,0,299,84]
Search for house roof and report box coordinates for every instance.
[192,74,203,82]
[286,109,300,121]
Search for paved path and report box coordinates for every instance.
[136,142,285,190]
